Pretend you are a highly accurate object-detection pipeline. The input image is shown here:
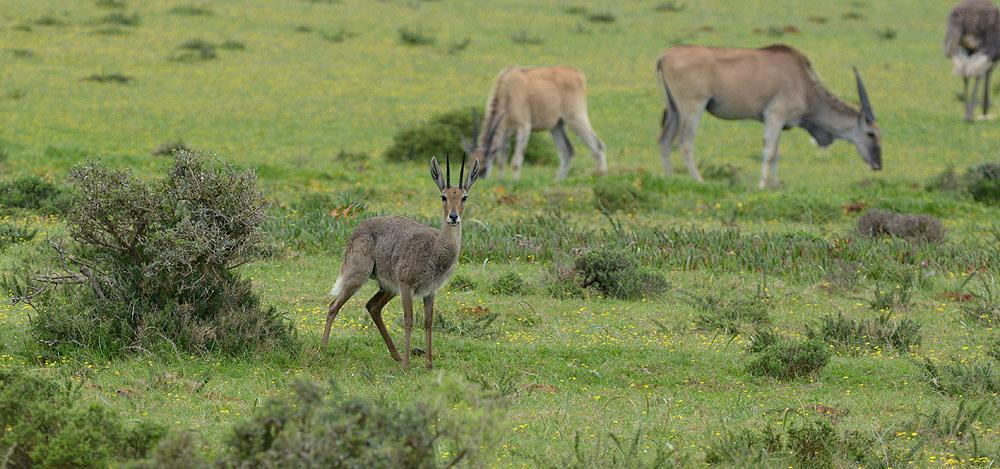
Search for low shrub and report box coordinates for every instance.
[511,30,543,45]
[151,139,194,156]
[786,419,836,466]
[0,369,165,467]
[700,163,742,187]
[384,107,557,165]
[856,209,945,244]
[924,359,1000,397]
[398,25,435,45]
[705,418,875,467]
[169,4,214,16]
[97,11,139,26]
[220,40,246,50]
[966,162,1000,204]
[490,272,526,295]
[448,273,476,292]
[654,1,686,12]
[11,151,296,356]
[0,222,36,251]
[573,249,668,299]
[689,286,772,335]
[806,312,921,353]
[592,175,656,213]
[745,331,830,380]
[586,11,616,23]
[0,174,69,214]
[83,72,134,84]
[170,39,217,62]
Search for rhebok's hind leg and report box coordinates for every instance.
[568,117,607,177]
[365,289,400,361]
[423,295,434,369]
[760,116,784,189]
[322,282,364,348]
[551,121,575,180]
[510,124,531,181]
[400,286,414,370]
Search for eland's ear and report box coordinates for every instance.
[430,157,446,191]
[461,137,476,156]
[464,158,480,191]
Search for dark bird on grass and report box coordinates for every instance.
[945,0,1000,122]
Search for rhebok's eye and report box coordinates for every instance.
[461,196,468,202]
[440,195,447,201]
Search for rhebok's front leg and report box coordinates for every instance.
[401,286,414,370]
[423,295,434,369]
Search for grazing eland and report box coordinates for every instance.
[321,151,480,370]
[470,66,608,181]
[945,0,1000,121]
[655,44,882,189]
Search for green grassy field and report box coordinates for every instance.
[1,0,998,466]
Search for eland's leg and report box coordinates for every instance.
[510,124,531,181]
[760,116,784,189]
[966,76,980,122]
[423,295,434,369]
[551,121,575,181]
[983,68,994,118]
[567,116,607,177]
[365,289,400,361]
[658,108,679,176]
[400,286,414,370]
[678,110,705,183]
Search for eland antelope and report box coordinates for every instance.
[470,66,608,180]
[322,154,480,370]
[945,0,1000,121]
[656,44,882,189]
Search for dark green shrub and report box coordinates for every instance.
[16,151,295,356]
[927,164,964,192]
[704,426,782,465]
[511,30,543,44]
[170,39,217,62]
[220,40,246,50]
[97,11,139,26]
[490,272,526,295]
[924,359,1000,396]
[746,333,830,380]
[96,0,127,8]
[398,25,435,45]
[654,1,686,12]
[965,162,999,204]
[83,72,134,84]
[169,4,214,16]
[151,139,194,156]
[0,222,36,251]
[321,28,352,43]
[806,312,921,352]
[0,369,164,467]
[0,175,69,214]
[689,286,772,335]
[448,273,477,292]
[700,162,742,186]
[383,107,556,165]
[857,209,945,244]
[134,431,206,468]
[786,419,836,465]
[573,249,668,299]
[586,11,616,23]
[222,377,436,468]
[961,276,998,327]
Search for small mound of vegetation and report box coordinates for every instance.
[928,162,1000,205]
[96,0,127,8]
[83,72,134,84]
[856,209,945,244]
[489,272,526,295]
[151,139,194,156]
[0,175,69,214]
[654,1,686,12]
[924,359,999,397]
[592,174,657,213]
[97,11,140,26]
[745,329,830,380]
[706,418,878,467]
[220,40,246,50]
[398,25,435,46]
[573,249,668,299]
[689,286,772,335]
[169,4,214,16]
[6,151,296,357]
[169,39,217,62]
[806,312,921,353]
[586,11,616,23]
[511,30,543,45]
[0,369,165,468]
[960,275,999,326]
[0,222,36,251]
[321,28,353,43]
[383,107,556,165]
[9,48,34,59]
[448,274,477,292]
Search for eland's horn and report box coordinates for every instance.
[853,66,875,123]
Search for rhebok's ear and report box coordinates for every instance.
[464,158,480,191]
[430,157,446,191]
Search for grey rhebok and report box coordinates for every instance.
[322,154,480,370]
[656,44,882,189]
[471,66,608,181]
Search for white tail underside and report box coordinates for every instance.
[952,52,993,78]
[329,277,344,297]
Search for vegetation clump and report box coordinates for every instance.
[806,312,921,352]
[83,72,134,84]
[856,209,945,244]
[7,151,295,356]
[0,175,69,214]
[573,249,668,299]
[592,175,656,212]
[383,107,556,165]
[0,222,36,251]
[170,39,218,62]
[0,369,165,468]
[489,272,526,295]
[448,273,477,292]
[745,329,830,380]
[927,161,999,205]
[690,286,772,335]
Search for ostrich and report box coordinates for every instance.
[945,0,1000,122]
